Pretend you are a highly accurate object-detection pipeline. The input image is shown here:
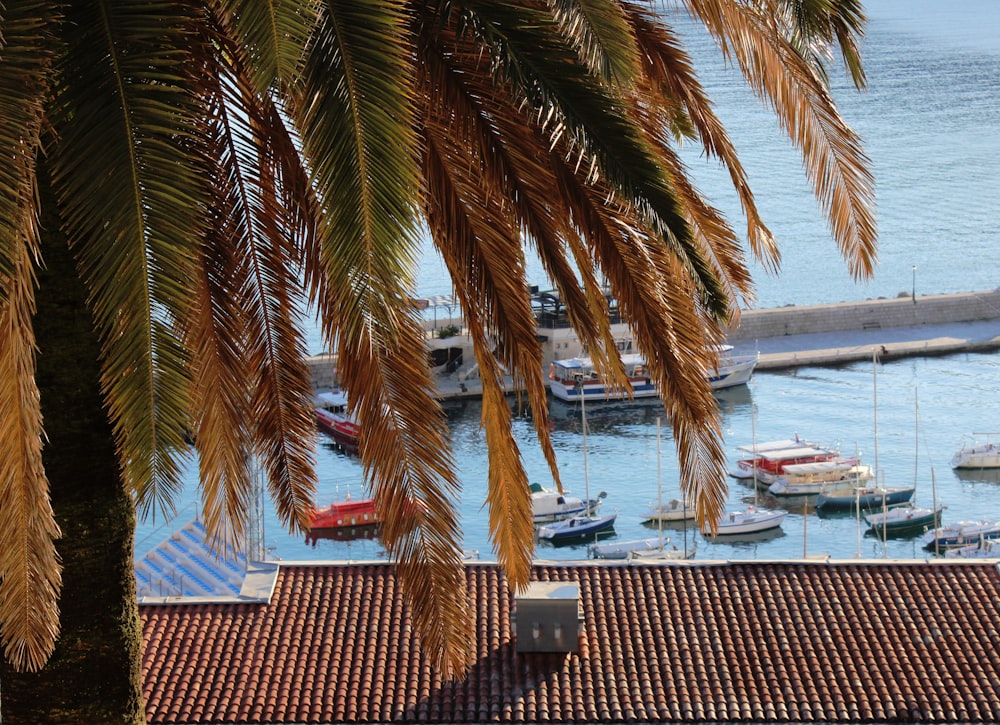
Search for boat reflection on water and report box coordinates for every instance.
[305,523,380,547]
[952,467,1000,484]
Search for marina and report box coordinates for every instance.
[134,1,1000,568]
[136,348,1000,564]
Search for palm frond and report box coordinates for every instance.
[777,0,867,89]
[48,3,214,518]
[624,3,778,272]
[0,2,53,289]
[0,230,61,673]
[219,0,320,93]
[454,0,730,319]
[684,0,877,279]
[550,0,640,84]
[292,0,475,676]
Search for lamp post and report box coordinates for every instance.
[912,265,917,304]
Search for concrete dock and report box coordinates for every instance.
[306,290,1000,398]
[726,290,1000,370]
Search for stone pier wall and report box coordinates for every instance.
[726,290,1000,341]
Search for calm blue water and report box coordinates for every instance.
[136,3,1000,564]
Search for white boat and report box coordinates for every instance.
[944,538,1000,559]
[537,381,617,541]
[865,503,944,537]
[703,506,786,536]
[547,345,757,402]
[628,540,697,561]
[643,497,695,523]
[590,537,661,560]
[950,433,1000,469]
[767,459,872,496]
[734,443,841,485]
[921,520,1000,550]
[528,483,603,524]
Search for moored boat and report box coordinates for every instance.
[768,459,872,496]
[944,538,1000,559]
[547,345,756,403]
[314,390,361,453]
[814,483,915,511]
[865,503,944,537]
[309,496,379,530]
[950,434,1000,469]
[643,497,695,523]
[921,520,1000,550]
[537,512,618,542]
[529,483,603,525]
[590,537,661,560]
[733,441,840,485]
[703,506,786,537]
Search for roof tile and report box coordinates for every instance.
[142,561,1000,722]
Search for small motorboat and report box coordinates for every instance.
[308,496,379,530]
[865,503,944,537]
[921,520,1000,550]
[703,506,785,537]
[537,512,618,542]
[950,434,1000,469]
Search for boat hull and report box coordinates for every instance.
[921,521,1000,549]
[309,499,380,530]
[865,506,943,537]
[951,444,1000,469]
[703,508,786,536]
[643,499,695,522]
[537,514,617,542]
[815,486,914,511]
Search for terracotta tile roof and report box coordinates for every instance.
[141,560,1000,723]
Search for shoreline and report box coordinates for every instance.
[306,290,1000,397]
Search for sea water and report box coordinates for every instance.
[135,3,1000,563]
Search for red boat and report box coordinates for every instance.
[314,390,360,453]
[309,497,380,530]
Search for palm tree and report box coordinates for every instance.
[0,0,874,721]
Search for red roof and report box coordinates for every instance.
[141,560,1000,723]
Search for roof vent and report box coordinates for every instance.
[513,581,581,653]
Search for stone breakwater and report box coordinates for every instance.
[726,290,1000,371]
[725,289,1000,343]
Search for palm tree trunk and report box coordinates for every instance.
[0,167,145,723]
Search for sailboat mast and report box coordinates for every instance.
[582,388,589,508]
[656,418,663,550]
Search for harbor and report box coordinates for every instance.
[137,296,1000,566]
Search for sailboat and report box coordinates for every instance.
[815,351,914,511]
[537,383,617,542]
[864,389,945,538]
[592,419,694,560]
[704,402,785,537]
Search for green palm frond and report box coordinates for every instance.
[48,3,212,517]
[220,0,320,93]
[550,0,640,84]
